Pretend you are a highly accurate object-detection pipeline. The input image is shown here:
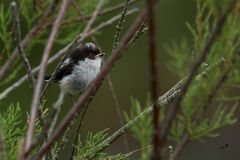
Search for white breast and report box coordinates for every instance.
[59,57,102,95]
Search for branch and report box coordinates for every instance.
[82,0,105,37]
[112,0,130,50]
[11,2,35,89]
[68,105,88,160]
[159,0,237,152]
[25,0,69,154]
[146,0,160,159]
[43,0,59,18]
[171,134,188,160]
[0,8,138,101]
[106,75,130,151]
[31,8,148,160]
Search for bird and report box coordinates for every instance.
[45,42,104,96]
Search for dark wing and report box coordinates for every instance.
[54,61,74,82]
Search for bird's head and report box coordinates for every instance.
[70,43,105,61]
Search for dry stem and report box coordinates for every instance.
[25,0,69,154]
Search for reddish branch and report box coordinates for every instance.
[146,0,160,159]
[25,0,69,154]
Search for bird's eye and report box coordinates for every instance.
[90,53,95,58]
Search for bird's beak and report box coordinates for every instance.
[96,53,105,57]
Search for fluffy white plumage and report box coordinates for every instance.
[59,55,102,95]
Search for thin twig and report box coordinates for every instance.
[11,2,35,89]
[106,75,130,151]
[108,0,132,152]
[25,0,69,154]
[159,0,237,153]
[43,0,59,18]
[68,104,88,160]
[128,21,148,48]
[31,8,148,160]
[112,0,130,50]
[146,0,160,159]
[47,90,65,159]
[0,8,138,101]
[82,0,105,37]
[171,134,188,160]
[48,91,65,138]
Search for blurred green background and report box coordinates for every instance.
[1,0,240,159]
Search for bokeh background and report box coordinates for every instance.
[1,0,239,159]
